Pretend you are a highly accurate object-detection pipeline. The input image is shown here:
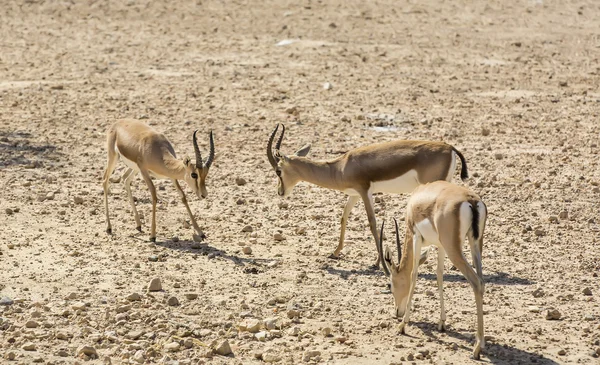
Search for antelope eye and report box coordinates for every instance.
[191,173,198,179]
[275,170,281,177]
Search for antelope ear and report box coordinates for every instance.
[183,156,191,167]
[384,246,394,268]
[295,144,311,157]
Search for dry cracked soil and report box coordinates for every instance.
[1,0,599,364]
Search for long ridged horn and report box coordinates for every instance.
[204,131,215,169]
[267,124,279,169]
[393,218,402,263]
[275,123,285,151]
[378,220,390,276]
[193,130,202,168]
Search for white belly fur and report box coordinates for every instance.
[371,169,420,194]
[343,170,420,196]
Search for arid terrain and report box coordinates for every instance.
[1,0,599,364]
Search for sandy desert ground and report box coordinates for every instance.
[1,0,599,364]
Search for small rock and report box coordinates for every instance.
[45,192,55,200]
[548,216,559,223]
[127,292,141,301]
[5,208,13,215]
[583,287,593,296]
[148,255,159,262]
[5,352,16,360]
[172,236,179,242]
[71,302,87,311]
[532,288,545,298]
[494,153,503,160]
[546,309,561,320]
[288,326,301,336]
[295,226,306,235]
[323,82,332,90]
[242,225,253,233]
[559,210,568,219]
[0,297,14,306]
[534,229,546,237]
[148,278,162,292]
[528,306,541,313]
[481,128,490,136]
[192,234,204,243]
[132,350,145,364]
[167,296,180,306]
[584,314,595,321]
[23,342,36,351]
[164,342,180,352]
[264,318,278,330]
[287,309,299,319]
[303,350,321,362]
[239,318,262,333]
[25,320,39,328]
[213,339,232,356]
[185,293,198,300]
[273,232,285,241]
[77,345,97,357]
[558,348,566,356]
[321,327,332,337]
[191,241,203,249]
[263,351,281,363]
[235,177,247,186]
[73,196,84,205]
[242,246,252,255]
[255,331,268,341]
[184,338,194,348]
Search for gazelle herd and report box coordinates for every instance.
[103,119,488,359]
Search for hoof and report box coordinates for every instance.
[149,237,156,243]
[473,347,481,360]
[327,253,341,260]
[136,226,142,232]
[438,322,446,332]
[398,322,407,335]
[106,228,112,234]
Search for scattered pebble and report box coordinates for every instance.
[546,309,561,320]
[583,287,593,296]
[22,342,36,351]
[235,177,247,186]
[185,293,198,300]
[148,278,162,292]
[242,246,252,255]
[213,339,232,356]
[273,232,285,241]
[167,296,180,306]
[127,292,141,301]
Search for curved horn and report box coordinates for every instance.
[275,123,285,151]
[378,220,391,276]
[204,131,215,169]
[193,130,202,168]
[393,218,402,263]
[266,124,279,169]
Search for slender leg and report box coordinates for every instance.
[468,235,484,280]
[123,168,142,231]
[171,179,203,236]
[331,195,360,258]
[437,247,447,331]
[360,191,381,269]
[447,245,485,360]
[139,169,158,242]
[103,134,119,235]
[399,233,423,334]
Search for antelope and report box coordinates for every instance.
[265,124,468,271]
[378,181,487,359]
[102,119,214,242]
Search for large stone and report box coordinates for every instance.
[213,340,232,356]
[77,345,97,357]
[148,278,162,292]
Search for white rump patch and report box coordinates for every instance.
[371,169,420,194]
[459,202,473,240]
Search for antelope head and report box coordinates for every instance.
[266,124,311,197]
[378,219,412,319]
[184,130,215,199]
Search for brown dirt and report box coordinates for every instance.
[1,0,599,364]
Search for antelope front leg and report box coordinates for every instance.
[360,191,381,270]
[140,169,158,242]
[123,168,142,231]
[102,150,119,235]
[330,195,359,259]
[171,179,204,237]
